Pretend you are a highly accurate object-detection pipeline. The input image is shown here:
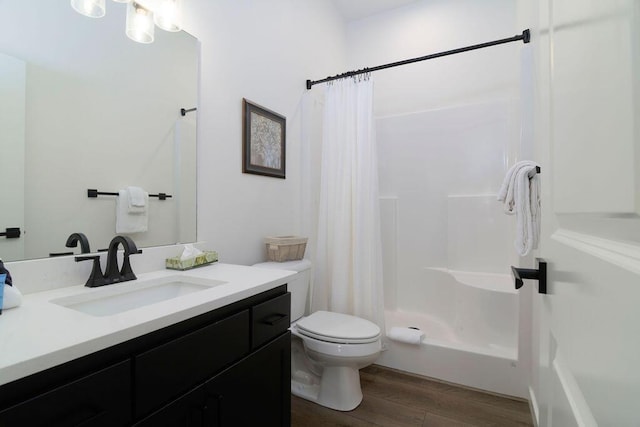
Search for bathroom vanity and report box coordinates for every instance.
[0,263,293,426]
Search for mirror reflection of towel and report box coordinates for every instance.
[116,190,148,233]
[126,186,147,214]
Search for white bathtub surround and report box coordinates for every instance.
[446,195,515,274]
[378,268,527,398]
[313,77,385,330]
[497,160,541,256]
[380,310,526,398]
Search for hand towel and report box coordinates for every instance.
[126,186,147,214]
[116,190,148,233]
[497,161,541,256]
[387,327,425,345]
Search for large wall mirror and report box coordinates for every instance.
[0,0,198,262]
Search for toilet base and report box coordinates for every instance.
[291,365,364,412]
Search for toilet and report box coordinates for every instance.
[252,259,382,411]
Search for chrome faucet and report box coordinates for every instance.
[75,236,142,287]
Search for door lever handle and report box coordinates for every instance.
[511,258,547,294]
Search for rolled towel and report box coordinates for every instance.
[388,327,425,345]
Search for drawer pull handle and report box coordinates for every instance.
[262,313,288,326]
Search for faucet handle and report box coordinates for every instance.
[75,255,98,262]
[75,255,106,288]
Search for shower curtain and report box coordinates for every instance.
[312,77,385,330]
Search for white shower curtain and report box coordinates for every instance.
[312,77,385,330]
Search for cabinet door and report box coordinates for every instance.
[204,332,291,427]
[0,360,131,427]
[135,310,250,418]
[134,384,208,427]
[251,292,290,350]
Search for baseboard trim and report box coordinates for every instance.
[528,386,540,427]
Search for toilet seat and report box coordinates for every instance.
[296,311,381,344]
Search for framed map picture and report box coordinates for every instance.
[242,99,286,179]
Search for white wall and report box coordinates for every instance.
[346,0,520,116]
[182,0,347,265]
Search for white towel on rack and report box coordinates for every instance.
[116,190,149,233]
[126,186,147,214]
[497,161,540,256]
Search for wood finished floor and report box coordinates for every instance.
[291,365,534,427]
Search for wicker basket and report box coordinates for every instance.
[265,236,307,262]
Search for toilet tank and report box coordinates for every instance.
[252,259,311,322]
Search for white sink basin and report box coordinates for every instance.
[51,275,226,317]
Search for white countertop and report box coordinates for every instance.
[0,263,295,387]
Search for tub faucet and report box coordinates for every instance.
[66,232,91,254]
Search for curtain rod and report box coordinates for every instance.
[306,29,530,90]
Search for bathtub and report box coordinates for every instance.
[376,268,527,398]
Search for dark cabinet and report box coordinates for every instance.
[134,383,208,427]
[205,332,291,426]
[136,333,291,427]
[0,286,291,427]
[134,310,251,419]
[251,292,290,349]
[0,360,132,427]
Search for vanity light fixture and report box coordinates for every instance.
[70,0,184,44]
[154,0,183,32]
[70,0,106,18]
[126,1,155,44]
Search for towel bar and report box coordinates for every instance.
[0,227,21,239]
[87,189,172,200]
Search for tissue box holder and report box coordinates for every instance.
[166,251,218,271]
[265,236,307,262]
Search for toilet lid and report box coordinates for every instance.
[295,311,381,344]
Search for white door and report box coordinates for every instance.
[530,0,640,425]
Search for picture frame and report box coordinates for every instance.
[242,99,286,179]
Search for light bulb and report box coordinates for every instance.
[70,0,106,18]
[154,0,183,32]
[126,1,155,44]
